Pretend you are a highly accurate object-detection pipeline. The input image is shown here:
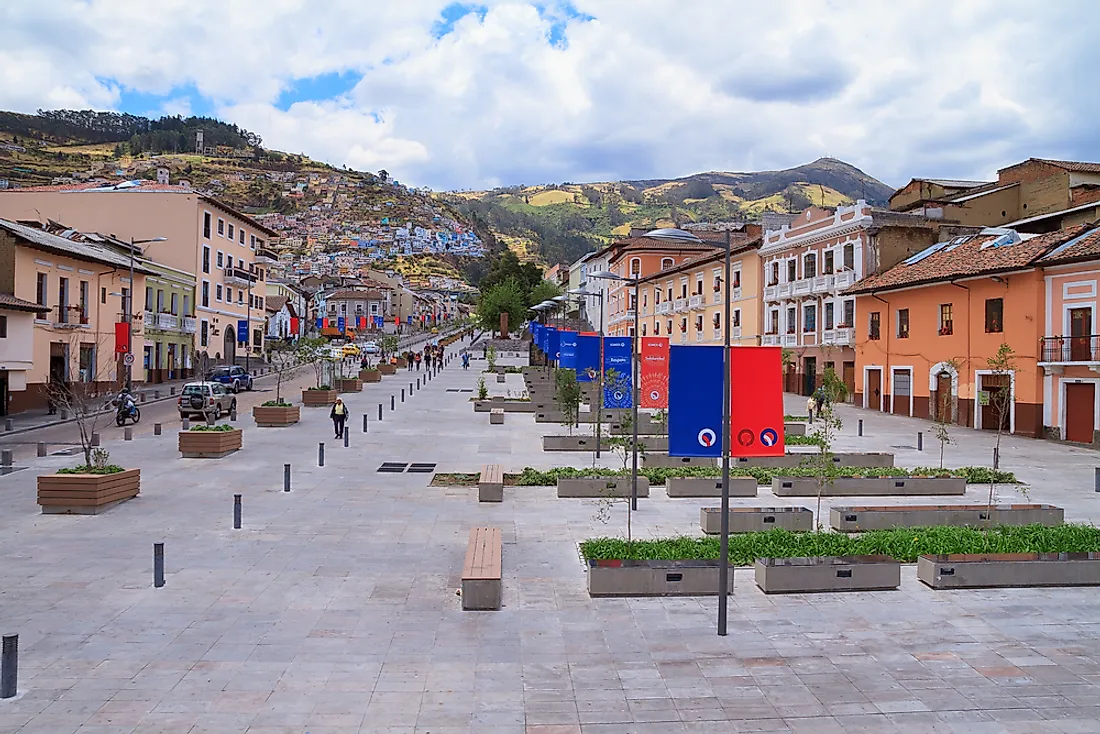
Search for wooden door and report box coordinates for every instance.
[1071,308,1092,361]
[980,374,1011,431]
[935,374,952,422]
[842,361,855,402]
[803,357,816,396]
[1065,383,1095,443]
[866,369,882,411]
[891,369,910,415]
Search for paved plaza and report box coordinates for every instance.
[5,340,1100,733]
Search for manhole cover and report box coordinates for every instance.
[377,462,408,473]
[407,463,436,473]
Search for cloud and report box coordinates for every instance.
[0,0,1097,191]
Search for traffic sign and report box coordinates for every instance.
[123,353,135,366]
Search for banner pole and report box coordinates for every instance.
[718,227,732,637]
[631,282,640,512]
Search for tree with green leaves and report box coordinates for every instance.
[527,279,562,308]
[986,343,1016,516]
[555,368,582,435]
[477,279,527,333]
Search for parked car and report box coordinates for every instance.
[341,343,361,358]
[208,365,254,392]
[178,382,237,420]
[362,341,380,354]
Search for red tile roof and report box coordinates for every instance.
[1035,225,1100,265]
[0,293,49,313]
[1034,159,1100,174]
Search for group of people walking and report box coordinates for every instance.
[401,344,444,372]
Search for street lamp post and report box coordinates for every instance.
[643,226,732,636]
[126,236,167,391]
[567,287,606,458]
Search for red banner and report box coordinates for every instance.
[290,316,299,335]
[114,322,131,354]
[729,346,785,457]
[639,337,669,408]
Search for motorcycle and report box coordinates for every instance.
[112,392,141,427]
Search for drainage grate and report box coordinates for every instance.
[459,389,474,393]
[406,463,437,473]
[377,462,408,473]
[446,389,461,392]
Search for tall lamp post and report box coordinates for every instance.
[589,270,642,511]
[568,287,605,457]
[643,226,733,636]
[126,236,167,391]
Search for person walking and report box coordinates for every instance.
[330,397,348,439]
[414,352,422,371]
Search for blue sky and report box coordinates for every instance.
[1,0,1096,191]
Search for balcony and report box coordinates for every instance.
[182,316,197,334]
[730,287,741,301]
[812,275,835,293]
[254,248,278,264]
[224,266,257,287]
[157,312,180,330]
[695,331,705,342]
[673,298,686,313]
[777,282,792,298]
[764,285,778,300]
[732,326,742,340]
[689,294,704,309]
[792,278,813,296]
[835,270,855,289]
[762,334,780,346]
[656,302,671,315]
[782,334,798,347]
[713,328,722,341]
[1039,336,1100,373]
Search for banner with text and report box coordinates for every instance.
[602,336,633,409]
[639,336,670,408]
[547,328,560,363]
[575,334,600,381]
[558,330,578,370]
[730,346,785,457]
[668,345,724,457]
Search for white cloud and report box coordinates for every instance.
[0,0,1097,191]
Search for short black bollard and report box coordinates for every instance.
[1,633,17,699]
[343,426,349,448]
[917,431,923,451]
[154,423,162,436]
[379,403,383,421]
[284,463,291,492]
[124,427,133,441]
[233,494,242,529]
[401,389,405,403]
[808,409,814,425]
[993,446,1000,468]
[417,378,420,390]
[3,418,11,432]
[0,450,11,467]
[409,382,413,395]
[206,412,215,427]
[182,419,190,431]
[140,392,147,403]
[36,442,46,457]
[391,395,395,411]
[318,442,325,467]
[154,390,160,399]
[857,419,863,437]
[60,409,69,420]
[362,414,368,433]
[153,543,165,588]
[230,407,237,422]
[170,387,176,396]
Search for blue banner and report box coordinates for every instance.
[547,328,560,363]
[237,319,248,343]
[603,336,633,408]
[668,345,724,457]
[558,331,578,370]
[374,315,383,328]
[337,316,346,333]
[532,323,542,351]
[315,317,323,330]
[575,334,600,381]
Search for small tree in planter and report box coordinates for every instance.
[985,343,1017,517]
[380,334,399,362]
[555,367,582,436]
[44,334,117,470]
[486,345,497,372]
[296,337,330,389]
[603,412,645,542]
[477,375,488,400]
[805,367,848,529]
[267,342,303,406]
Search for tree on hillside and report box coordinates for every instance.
[477,279,527,334]
[479,249,543,295]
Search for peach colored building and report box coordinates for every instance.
[0,181,280,371]
[0,218,153,414]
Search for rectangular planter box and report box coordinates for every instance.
[302,389,338,406]
[587,559,735,597]
[918,552,1100,589]
[378,364,397,375]
[772,476,966,497]
[473,400,533,413]
[700,506,813,534]
[359,369,382,383]
[732,452,895,469]
[557,477,650,498]
[785,422,807,436]
[643,453,717,469]
[490,410,504,425]
[252,404,301,427]
[541,435,667,452]
[496,374,506,383]
[755,555,901,594]
[179,428,243,458]
[831,503,1064,532]
[336,378,362,393]
[37,468,141,515]
[666,476,757,498]
[610,422,666,436]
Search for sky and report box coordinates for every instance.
[1,0,1096,192]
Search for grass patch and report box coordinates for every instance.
[784,434,825,447]
[431,472,519,487]
[783,414,809,422]
[580,525,1100,565]
[513,465,1018,487]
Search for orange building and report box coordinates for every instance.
[848,226,1098,436]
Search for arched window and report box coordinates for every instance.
[661,257,674,271]
[630,257,641,276]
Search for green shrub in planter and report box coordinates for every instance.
[189,424,235,432]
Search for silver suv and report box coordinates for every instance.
[177,382,236,420]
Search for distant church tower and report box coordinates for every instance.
[196,130,204,154]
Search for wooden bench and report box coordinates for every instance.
[490,408,505,424]
[478,464,504,502]
[462,527,502,610]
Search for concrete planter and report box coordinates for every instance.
[378,364,398,375]
[336,378,362,393]
[730,452,895,469]
[37,468,141,515]
[610,422,666,436]
[700,506,813,534]
[302,388,338,406]
[918,552,1100,589]
[496,374,506,383]
[643,453,717,469]
[252,404,301,427]
[473,400,533,413]
[755,555,901,594]
[490,410,504,425]
[541,435,667,452]
[587,559,735,597]
[359,369,382,383]
[179,428,243,458]
[666,476,757,498]
[785,422,807,436]
[557,477,650,498]
[831,503,1064,532]
[535,411,570,423]
[772,476,966,497]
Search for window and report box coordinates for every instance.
[228,223,234,240]
[630,257,641,276]
[843,242,855,270]
[145,287,154,311]
[769,262,779,286]
[823,250,834,274]
[57,277,69,323]
[200,320,209,347]
[655,321,661,335]
[733,308,741,328]
[786,306,796,334]
[713,275,722,292]
[695,278,703,295]
[667,286,673,301]
[216,251,224,269]
[216,284,223,302]
[787,260,797,282]
[202,246,210,274]
[237,291,244,305]
[78,344,95,382]
[825,302,835,330]
[217,218,225,236]
[897,308,910,338]
[769,310,779,334]
[654,289,661,305]
[250,234,256,249]
[842,300,854,327]
[695,315,703,331]
[36,273,47,307]
[680,282,688,299]
[203,212,212,239]
[713,312,721,329]
[121,287,129,313]
[183,294,191,316]
[939,303,953,336]
[641,323,647,336]
[661,257,673,270]
[869,311,881,340]
[79,281,88,321]
[240,230,246,245]
[804,253,817,279]
[732,270,741,289]
[101,286,107,304]
[680,317,687,333]
[667,320,673,333]
[171,292,178,315]
[0,315,6,337]
[201,281,209,308]
[985,298,1004,333]
[804,304,816,333]
[252,328,261,347]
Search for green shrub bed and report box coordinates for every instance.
[189,424,235,432]
[514,465,1018,487]
[58,464,125,475]
[581,525,1100,566]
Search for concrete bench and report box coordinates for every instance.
[490,408,505,425]
[462,527,502,610]
[478,464,504,502]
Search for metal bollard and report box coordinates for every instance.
[857,419,863,437]
[318,442,325,467]
[140,393,147,403]
[1,634,17,699]
[409,382,413,395]
[60,409,69,420]
[154,423,162,436]
[230,407,237,422]
[170,387,176,396]
[917,432,923,451]
[391,395,395,411]
[182,419,190,431]
[0,450,11,467]
[343,426,349,448]
[153,543,165,588]
[993,446,1000,468]
[233,494,242,529]
[379,403,383,421]
[36,442,46,457]
[417,378,420,390]
[154,390,160,399]
[284,463,291,492]
[363,414,368,433]
[808,409,814,425]
[206,412,215,427]
[401,389,405,403]
[124,427,133,441]
[3,418,11,431]
[91,432,101,447]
